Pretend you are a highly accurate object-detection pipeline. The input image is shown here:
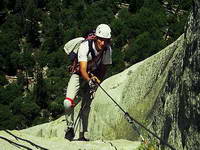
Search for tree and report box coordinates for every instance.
[107,48,126,76]
[0,104,17,129]
[11,95,40,126]
[34,50,48,68]
[124,31,167,65]
[80,0,115,33]
[10,44,35,90]
[129,0,144,13]
[0,15,21,75]
[33,69,48,109]
[48,97,64,118]
[0,74,8,86]
[16,70,26,89]
[24,0,41,48]
[47,49,67,68]
[0,83,23,105]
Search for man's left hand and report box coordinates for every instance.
[90,75,101,84]
[88,75,100,96]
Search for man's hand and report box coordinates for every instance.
[90,75,101,84]
[88,74,100,93]
[88,76,100,99]
[88,79,97,89]
[88,76,100,88]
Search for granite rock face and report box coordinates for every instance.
[0,116,141,150]
[148,1,200,150]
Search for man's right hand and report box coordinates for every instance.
[88,78,99,98]
[88,79,97,89]
[90,75,101,84]
[88,75,100,92]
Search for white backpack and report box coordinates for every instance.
[64,37,85,55]
[63,35,96,73]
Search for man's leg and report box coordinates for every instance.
[64,74,80,140]
[78,85,93,141]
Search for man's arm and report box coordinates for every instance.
[79,61,102,84]
[79,61,90,81]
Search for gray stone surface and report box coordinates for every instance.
[0,116,141,150]
[147,1,200,150]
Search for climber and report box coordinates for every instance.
[63,24,112,141]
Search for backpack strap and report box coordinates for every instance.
[69,39,105,74]
[87,39,105,72]
[88,39,95,59]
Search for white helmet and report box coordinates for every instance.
[95,24,111,39]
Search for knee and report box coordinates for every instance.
[64,97,75,110]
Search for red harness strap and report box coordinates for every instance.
[65,97,75,107]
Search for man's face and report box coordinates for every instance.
[95,37,110,51]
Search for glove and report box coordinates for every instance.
[88,79,98,89]
[91,75,100,83]
[89,73,101,84]
[88,79,98,99]
[88,75,100,92]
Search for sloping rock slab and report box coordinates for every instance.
[0,130,140,150]
[0,116,140,150]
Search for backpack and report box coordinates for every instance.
[64,32,98,74]
[64,31,96,58]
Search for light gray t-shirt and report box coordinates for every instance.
[78,41,112,67]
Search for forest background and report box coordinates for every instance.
[0,0,192,130]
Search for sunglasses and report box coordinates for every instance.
[97,37,111,44]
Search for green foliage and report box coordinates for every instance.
[0,15,21,74]
[81,0,115,28]
[0,74,8,86]
[107,48,125,76]
[129,0,144,13]
[34,50,48,68]
[180,0,193,10]
[47,49,67,68]
[24,0,42,48]
[16,71,27,88]
[137,7,167,30]
[0,83,38,129]
[11,95,40,126]
[10,46,35,73]
[48,97,64,118]
[0,104,17,129]
[33,70,48,109]
[45,67,69,100]
[41,37,57,53]
[125,31,167,64]
[111,18,126,48]
[32,116,49,126]
[0,83,23,105]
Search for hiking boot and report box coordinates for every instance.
[64,127,75,141]
[77,137,89,141]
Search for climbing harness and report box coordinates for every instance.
[96,82,176,150]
